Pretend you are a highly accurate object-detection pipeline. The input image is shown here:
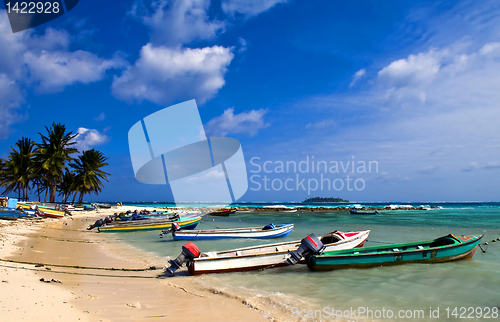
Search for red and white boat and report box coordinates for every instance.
[178,230,370,275]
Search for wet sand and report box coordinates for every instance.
[0,207,273,322]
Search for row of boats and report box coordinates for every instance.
[82,208,484,276]
[0,199,68,220]
[165,228,483,275]
[1,199,484,277]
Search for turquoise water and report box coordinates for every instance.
[116,203,500,321]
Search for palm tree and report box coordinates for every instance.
[58,170,76,203]
[71,149,109,204]
[0,137,36,201]
[35,123,78,203]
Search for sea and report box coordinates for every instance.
[111,202,500,322]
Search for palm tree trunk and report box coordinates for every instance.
[78,191,84,205]
[50,182,56,203]
[71,191,78,204]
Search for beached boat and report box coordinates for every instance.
[208,209,235,216]
[168,229,370,275]
[0,209,36,220]
[305,234,483,271]
[164,223,294,240]
[98,216,202,232]
[17,203,66,218]
[349,209,379,215]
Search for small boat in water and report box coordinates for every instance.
[97,216,202,232]
[349,209,379,215]
[305,234,483,271]
[208,209,235,216]
[279,208,298,213]
[161,223,294,240]
[167,229,370,275]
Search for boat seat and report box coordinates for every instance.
[236,251,242,256]
[417,246,424,249]
[393,248,399,252]
[202,252,216,258]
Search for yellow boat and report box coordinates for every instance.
[17,203,66,218]
[97,216,202,232]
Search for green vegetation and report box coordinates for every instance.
[0,122,109,204]
[303,197,349,203]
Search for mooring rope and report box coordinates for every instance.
[0,257,158,271]
[0,262,162,279]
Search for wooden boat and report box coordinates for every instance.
[98,216,201,232]
[185,229,370,275]
[349,209,379,215]
[167,223,294,240]
[17,204,66,218]
[208,209,235,216]
[0,208,35,220]
[306,234,483,271]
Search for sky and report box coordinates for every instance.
[1,0,500,202]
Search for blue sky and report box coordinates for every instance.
[1,0,500,202]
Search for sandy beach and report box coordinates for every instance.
[0,207,274,322]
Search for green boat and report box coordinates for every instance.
[306,234,483,271]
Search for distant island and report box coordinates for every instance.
[303,197,349,203]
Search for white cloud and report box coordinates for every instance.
[479,42,500,55]
[24,50,126,93]
[73,127,110,151]
[238,37,248,53]
[418,165,440,174]
[222,0,288,18]
[186,169,226,184]
[0,11,125,137]
[484,162,500,170]
[205,108,269,137]
[112,44,234,105]
[462,162,479,172]
[94,112,106,122]
[305,119,336,130]
[349,69,366,88]
[130,0,225,46]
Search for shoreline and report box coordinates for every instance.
[0,208,280,322]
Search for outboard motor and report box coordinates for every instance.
[34,207,44,217]
[104,216,113,224]
[159,222,181,238]
[286,234,325,265]
[87,218,105,230]
[165,242,200,274]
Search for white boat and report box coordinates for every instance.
[166,223,294,240]
[279,208,297,213]
[184,229,370,275]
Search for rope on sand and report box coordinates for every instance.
[0,262,161,279]
[0,257,159,271]
[2,232,99,243]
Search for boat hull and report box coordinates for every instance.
[17,204,65,218]
[306,234,483,271]
[188,230,370,275]
[98,217,201,232]
[37,208,65,218]
[349,210,378,215]
[173,224,294,240]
